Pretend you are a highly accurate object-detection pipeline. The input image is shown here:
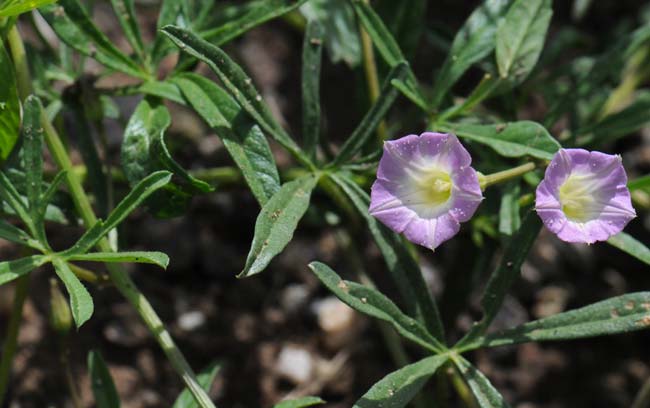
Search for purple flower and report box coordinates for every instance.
[369,132,483,250]
[535,148,636,244]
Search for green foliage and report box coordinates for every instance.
[274,397,325,408]
[301,20,323,159]
[0,0,56,17]
[496,0,552,84]
[241,174,319,277]
[440,121,561,160]
[173,362,221,408]
[88,350,120,408]
[173,74,280,205]
[606,232,650,266]
[0,41,19,160]
[353,355,448,408]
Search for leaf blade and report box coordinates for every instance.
[353,355,448,408]
[53,258,94,328]
[0,40,20,160]
[66,251,170,269]
[88,350,121,408]
[440,121,561,160]
[301,20,324,159]
[240,174,319,277]
[606,232,650,266]
[308,261,444,353]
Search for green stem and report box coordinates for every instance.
[358,0,387,142]
[7,25,215,408]
[479,162,536,190]
[0,275,30,403]
[632,374,650,408]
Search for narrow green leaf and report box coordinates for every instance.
[150,0,188,64]
[351,0,427,110]
[300,0,361,67]
[375,0,427,60]
[0,220,41,249]
[63,171,172,255]
[0,255,46,286]
[606,232,650,266]
[53,258,94,328]
[440,121,561,160]
[496,0,552,84]
[0,40,20,160]
[330,173,445,340]
[0,171,31,226]
[430,0,512,109]
[0,0,57,17]
[464,292,650,350]
[332,63,408,166]
[457,214,542,347]
[110,0,145,61]
[629,174,650,192]
[240,174,319,277]
[353,355,448,408]
[498,182,521,236]
[172,362,221,408]
[274,396,325,408]
[301,20,323,159]
[454,357,510,408]
[121,98,211,216]
[173,74,280,205]
[161,26,309,166]
[201,0,309,44]
[580,92,650,145]
[39,171,67,222]
[40,1,145,78]
[88,350,121,408]
[138,81,187,105]
[22,96,44,219]
[66,251,170,269]
[308,261,444,353]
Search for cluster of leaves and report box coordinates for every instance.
[0,0,649,407]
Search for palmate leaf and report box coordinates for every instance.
[606,232,650,266]
[353,355,448,408]
[240,174,319,277]
[62,171,172,256]
[53,258,94,328]
[274,397,325,408]
[351,1,428,110]
[301,20,324,159]
[456,214,542,348]
[330,173,444,339]
[496,0,552,85]
[430,0,512,109]
[440,121,561,160]
[331,63,408,166]
[161,26,310,167]
[308,262,444,353]
[460,292,650,351]
[88,350,120,408]
[172,74,280,206]
[65,251,170,269]
[454,357,510,408]
[172,362,221,408]
[0,40,20,160]
[40,0,146,79]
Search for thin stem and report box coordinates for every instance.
[7,25,215,408]
[480,162,536,190]
[7,26,32,99]
[632,374,650,408]
[358,0,387,142]
[0,275,30,403]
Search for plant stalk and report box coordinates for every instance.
[0,275,30,403]
[7,25,215,408]
[479,162,536,190]
[358,0,387,142]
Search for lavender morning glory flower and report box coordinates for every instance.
[369,132,483,250]
[535,148,636,244]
